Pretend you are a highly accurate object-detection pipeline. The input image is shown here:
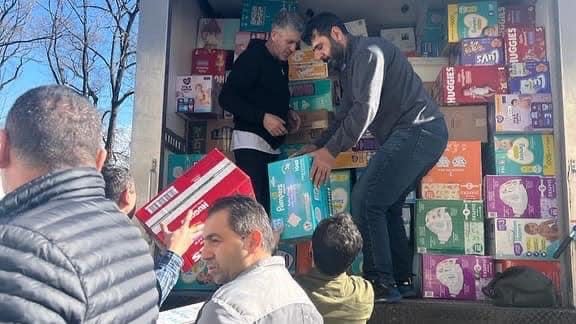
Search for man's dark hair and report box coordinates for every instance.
[101,164,133,204]
[312,212,363,276]
[208,195,276,253]
[302,12,349,45]
[5,85,102,170]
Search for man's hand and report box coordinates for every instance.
[263,113,288,137]
[290,144,317,157]
[310,148,336,187]
[160,210,204,257]
[286,110,301,134]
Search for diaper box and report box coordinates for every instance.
[330,170,352,214]
[485,175,559,219]
[504,27,546,64]
[447,1,499,43]
[433,66,508,105]
[488,218,560,260]
[380,28,417,54]
[268,155,332,241]
[196,18,240,50]
[289,79,333,112]
[166,153,205,185]
[288,62,329,81]
[296,241,313,275]
[176,75,218,114]
[490,134,555,176]
[422,254,494,300]
[493,94,554,132]
[240,0,298,32]
[498,4,536,36]
[460,37,504,66]
[421,141,483,200]
[416,200,485,255]
[352,131,379,151]
[191,48,231,83]
[173,259,218,292]
[135,149,255,271]
[344,19,368,37]
[288,49,320,65]
[508,62,551,95]
[275,243,297,274]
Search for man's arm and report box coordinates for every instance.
[218,48,265,124]
[322,46,385,157]
[154,250,183,306]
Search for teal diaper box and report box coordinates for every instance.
[268,155,332,241]
[490,134,555,176]
[289,79,333,112]
[166,153,205,185]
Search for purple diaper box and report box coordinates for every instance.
[460,37,505,66]
[485,175,558,219]
[422,254,494,300]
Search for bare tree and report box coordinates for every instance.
[0,0,36,93]
[40,0,139,162]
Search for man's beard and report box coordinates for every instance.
[326,37,346,71]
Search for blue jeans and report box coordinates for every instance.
[351,118,448,285]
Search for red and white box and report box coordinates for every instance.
[191,48,232,84]
[433,66,508,105]
[135,149,255,271]
[504,27,547,64]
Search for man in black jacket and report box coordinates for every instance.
[219,11,304,213]
[0,85,159,323]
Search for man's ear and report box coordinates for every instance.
[95,148,108,171]
[330,26,346,44]
[246,230,264,253]
[0,130,10,168]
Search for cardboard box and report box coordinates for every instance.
[491,134,555,176]
[460,37,504,65]
[166,153,205,185]
[188,119,234,154]
[485,175,559,219]
[275,243,297,274]
[345,19,368,37]
[488,218,560,260]
[173,259,218,292]
[197,18,240,50]
[240,0,298,32]
[493,94,553,132]
[297,110,332,130]
[447,1,499,43]
[494,260,560,294]
[288,49,321,65]
[498,4,536,36]
[421,141,483,200]
[268,155,332,241]
[191,48,231,84]
[334,151,372,169]
[422,255,494,300]
[504,27,546,64]
[440,105,488,142]
[289,79,333,112]
[176,76,195,113]
[135,149,255,271]
[285,128,325,145]
[416,200,485,255]
[234,31,270,60]
[330,170,352,214]
[433,66,507,105]
[296,241,313,275]
[289,62,329,81]
[380,28,417,54]
[508,62,551,94]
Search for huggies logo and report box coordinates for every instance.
[190,201,210,218]
[507,28,519,63]
[446,67,456,105]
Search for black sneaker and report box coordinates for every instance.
[396,277,417,298]
[371,281,402,303]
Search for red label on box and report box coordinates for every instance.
[135,149,254,271]
[191,49,232,84]
[504,27,546,64]
[435,66,508,105]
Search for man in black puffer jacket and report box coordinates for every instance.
[0,85,159,323]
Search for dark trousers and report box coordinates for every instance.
[234,149,278,214]
[351,118,448,285]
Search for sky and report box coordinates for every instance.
[1,61,134,129]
